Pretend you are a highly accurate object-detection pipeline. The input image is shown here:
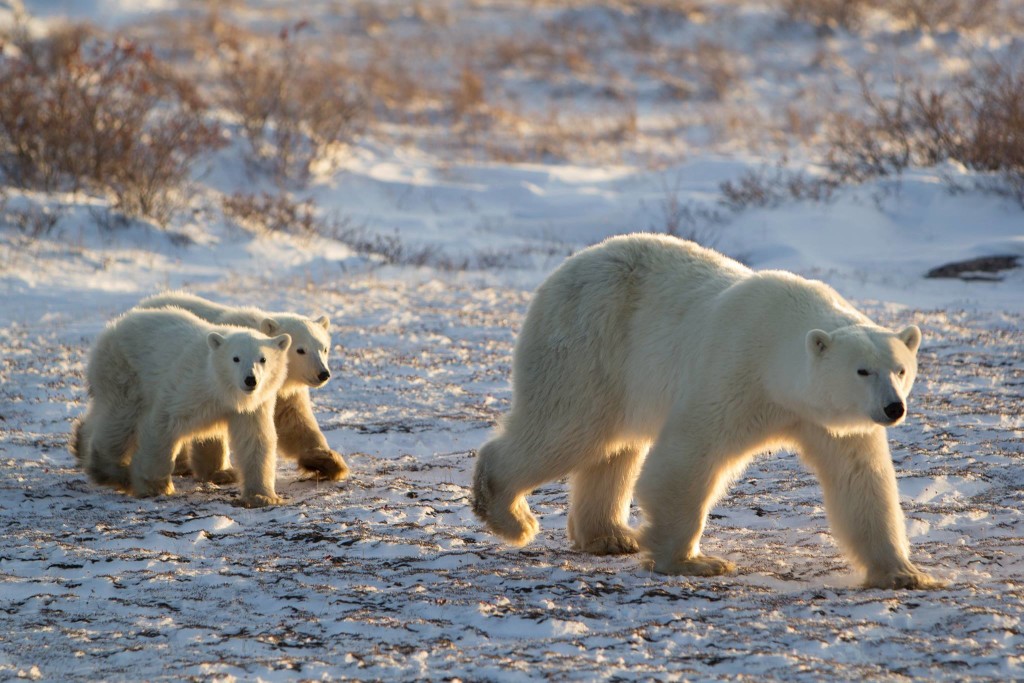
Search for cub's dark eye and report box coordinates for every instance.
[897,368,906,377]
[259,357,266,364]
[857,369,870,376]
[296,348,305,355]
[233,357,240,363]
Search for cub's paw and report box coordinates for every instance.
[132,478,175,498]
[238,493,286,508]
[207,468,239,485]
[648,554,736,577]
[864,568,947,590]
[298,448,350,481]
[572,527,640,556]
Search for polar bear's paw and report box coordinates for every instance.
[238,493,286,508]
[208,468,239,485]
[485,496,540,547]
[298,448,350,481]
[132,477,175,498]
[864,568,947,590]
[572,527,640,555]
[649,554,736,577]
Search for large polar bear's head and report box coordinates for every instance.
[264,314,333,389]
[208,328,292,408]
[804,323,922,433]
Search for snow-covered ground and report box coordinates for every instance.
[2,1,1023,681]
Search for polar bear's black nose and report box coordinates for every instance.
[318,370,330,382]
[884,402,905,420]
[244,375,257,388]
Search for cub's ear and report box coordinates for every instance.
[806,329,831,357]
[260,317,280,336]
[273,333,292,351]
[315,315,330,331]
[208,332,225,350]
[897,324,922,354]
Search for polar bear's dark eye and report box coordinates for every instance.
[897,368,906,377]
[857,369,870,376]
[259,357,266,364]
[233,356,240,363]
[296,348,305,355]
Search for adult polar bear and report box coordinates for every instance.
[473,233,943,590]
[136,292,348,483]
[76,308,292,506]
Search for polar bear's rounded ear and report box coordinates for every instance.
[208,332,225,350]
[897,325,922,354]
[273,333,292,351]
[806,329,831,357]
[315,315,330,331]
[260,317,280,336]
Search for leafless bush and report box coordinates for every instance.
[779,0,875,31]
[218,21,365,183]
[720,167,837,211]
[886,0,997,32]
[221,191,320,237]
[825,57,1024,204]
[0,24,222,225]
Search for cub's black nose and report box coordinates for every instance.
[318,370,330,382]
[884,402,905,420]
[244,375,257,388]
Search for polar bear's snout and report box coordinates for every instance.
[317,370,330,383]
[883,401,905,421]
[244,374,258,391]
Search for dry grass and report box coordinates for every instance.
[0,24,222,224]
[826,56,1024,204]
[216,21,365,183]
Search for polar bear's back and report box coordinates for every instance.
[137,291,265,329]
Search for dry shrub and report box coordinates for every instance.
[885,0,997,32]
[218,21,365,183]
[779,0,875,31]
[221,191,320,236]
[826,57,1024,204]
[0,24,222,224]
[720,167,838,211]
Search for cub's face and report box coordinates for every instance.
[208,330,292,401]
[805,324,922,432]
[263,315,333,388]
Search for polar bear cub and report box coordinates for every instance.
[74,307,292,507]
[136,292,347,483]
[472,233,943,590]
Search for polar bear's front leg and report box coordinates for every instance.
[796,425,945,590]
[228,405,284,507]
[274,391,349,481]
[635,424,740,577]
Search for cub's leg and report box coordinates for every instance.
[129,410,177,497]
[188,436,238,485]
[796,425,946,590]
[275,391,349,481]
[636,419,745,577]
[82,401,138,490]
[567,443,646,555]
[229,404,283,508]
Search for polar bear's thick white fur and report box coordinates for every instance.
[74,307,292,506]
[472,233,943,590]
[136,292,348,483]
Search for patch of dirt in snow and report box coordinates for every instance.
[0,278,1022,682]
